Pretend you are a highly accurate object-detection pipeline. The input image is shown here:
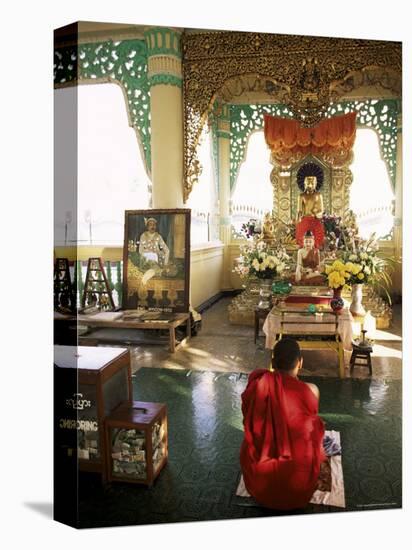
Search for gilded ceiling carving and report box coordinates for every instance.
[330,66,401,99]
[182,31,401,199]
[216,74,290,104]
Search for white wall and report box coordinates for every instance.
[190,242,224,308]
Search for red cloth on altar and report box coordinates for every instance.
[296,216,325,248]
[240,369,326,510]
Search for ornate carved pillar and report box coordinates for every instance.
[271,164,291,224]
[145,27,184,208]
[217,104,232,289]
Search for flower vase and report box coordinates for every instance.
[330,286,344,313]
[257,279,272,309]
[350,283,366,317]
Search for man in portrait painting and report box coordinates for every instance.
[138,217,170,267]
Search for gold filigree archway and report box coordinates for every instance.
[182,31,401,200]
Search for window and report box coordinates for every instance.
[229,128,395,241]
[230,131,273,232]
[186,125,218,244]
[350,129,394,239]
[55,83,151,246]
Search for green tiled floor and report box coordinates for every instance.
[78,367,402,528]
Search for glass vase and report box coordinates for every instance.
[257,279,272,309]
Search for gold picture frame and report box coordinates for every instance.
[122,209,191,313]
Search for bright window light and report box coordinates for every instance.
[350,129,394,239]
[76,83,151,245]
[186,125,216,244]
[231,131,273,210]
[231,131,273,231]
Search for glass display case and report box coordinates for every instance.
[106,401,168,485]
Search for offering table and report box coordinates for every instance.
[263,305,354,378]
[77,311,191,353]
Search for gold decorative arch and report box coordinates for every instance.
[182,31,401,200]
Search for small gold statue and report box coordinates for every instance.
[262,212,276,241]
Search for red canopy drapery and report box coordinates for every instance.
[264,112,357,157]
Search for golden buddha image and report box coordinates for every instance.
[297,175,324,221]
[295,163,326,248]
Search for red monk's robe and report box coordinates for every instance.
[240,369,326,510]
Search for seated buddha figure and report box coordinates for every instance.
[295,173,325,248]
[293,230,324,285]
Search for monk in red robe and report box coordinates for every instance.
[240,338,326,510]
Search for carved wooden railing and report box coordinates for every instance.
[356,204,393,221]
[230,203,266,238]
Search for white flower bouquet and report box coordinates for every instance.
[234,240,290,280]
[341,234,396,301]
[342,235,381,285]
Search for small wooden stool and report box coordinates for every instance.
[254,307,270,344]
[350,341,373,375]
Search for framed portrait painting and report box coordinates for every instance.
[122,209,191,313]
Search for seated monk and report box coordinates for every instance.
[240,338,326,510]
[292,230,325,285]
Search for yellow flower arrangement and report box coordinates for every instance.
[351,264,362,276]
[323,259,363,289]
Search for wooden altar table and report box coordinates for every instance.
[263,306,354,378]
[77,311,191,353]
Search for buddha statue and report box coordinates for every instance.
[295,165,326,248]
[297,176,324,221]
[293,230,324,285]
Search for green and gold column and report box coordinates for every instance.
[145,27,184,208]
[216,104,233,290]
